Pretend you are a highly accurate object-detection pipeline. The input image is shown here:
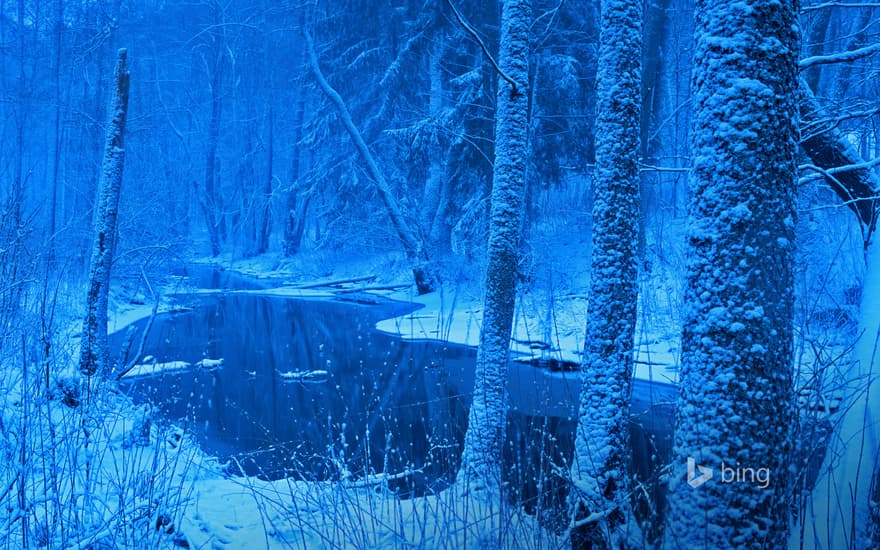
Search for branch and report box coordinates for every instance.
[444,0,521,94]
[799,42,880,69]
[303,29,424,263]
[802,106,880,140]
[800,157,880,179]
[114,272,160,380]
[802,2,880,12]
[798,78,880,246]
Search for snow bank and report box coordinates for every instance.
[377,284,680,384]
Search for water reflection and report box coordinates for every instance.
[119,292,675,504]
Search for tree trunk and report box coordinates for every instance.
[284,96,308,256]
[802,3,831,91]
[637,0,668,272]
[662,0,799,547]
[257,105,274,254]
[421,36,445,249]
[79,49,130,377]
[12,0,25,231]
[204,49,223,258]
[456,0,530,493]
[304,29,436,294]
[48,0,64,267]
[569,0,642,547]
[284,9,308,257]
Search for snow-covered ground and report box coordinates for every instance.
[374,284,680,386]
[77,248,684,549]
[112,253,682,548]
[90,261,582,548]
[3,214,861,549]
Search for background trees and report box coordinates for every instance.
[1,0,879,545]
[0,0,600,283]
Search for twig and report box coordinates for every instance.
[444,0,521,95]
[801,2,880,12]
[114,302,158,380]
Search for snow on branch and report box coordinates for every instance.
[801,2,880,12]
[799,78,880,246]
[799,42,880,69]
[444,0,521,95]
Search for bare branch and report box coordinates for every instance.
[802,2,880,12]
[444,0,521,94]
[799,42,880,69]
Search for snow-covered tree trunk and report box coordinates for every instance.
[569,0,642,547]
[79,48,130,377]
[257,105,274,255]
[284,97,308,257]
[421,36,445,248]
[304,29,436,295]
[663,0,800,547]
[456,0,530,492]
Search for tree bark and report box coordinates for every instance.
[12,0,25,231]
[79,48,130,377]
[570,0,642,547]
[871,460,880,548]
[456,0,530,493]
[663,0,799,547]
[802,3,831,91]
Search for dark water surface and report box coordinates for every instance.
[117,273,675,509]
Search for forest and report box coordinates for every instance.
[1,0,879,548]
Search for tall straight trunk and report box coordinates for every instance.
[79,49,130,377]
[421,36,445,247]
[456,0,530,492]
[204,50,223,257]
[802,3,831,91]
[257,106,274,254]
[569,0,642,547]
[284,97,308,256]
[872,460,880,548]
[12,0,25,228]
[48,0,64,266]
[304,29,436,294]
[285,9,308,257]
[637,0,668,270]
[663,0,799,547]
